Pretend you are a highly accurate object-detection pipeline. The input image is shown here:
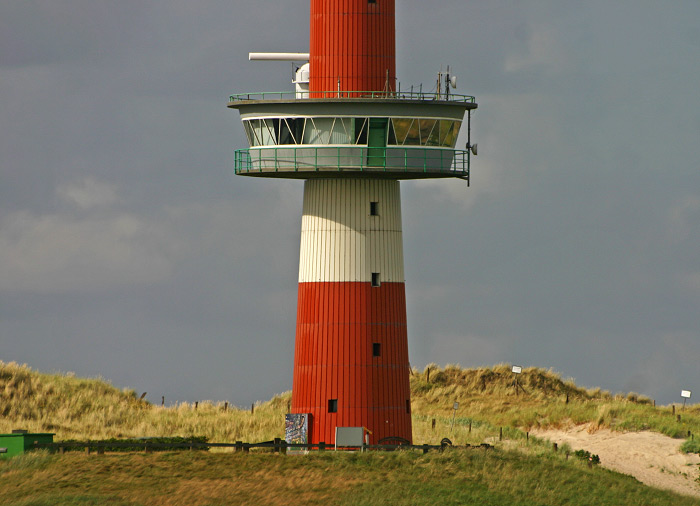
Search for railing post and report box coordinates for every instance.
[319,441,325,452]
[274,437,281,454]
[235,441,242,453]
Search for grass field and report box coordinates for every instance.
[2,361,700,505]
[3,447,699,506]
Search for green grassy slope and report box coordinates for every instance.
[2,448,699,506]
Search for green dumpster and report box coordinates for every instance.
[0,430,55,458]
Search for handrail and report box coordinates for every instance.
[229,90,476,103]
[233,146,470,183]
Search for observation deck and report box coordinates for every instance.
[228,91,477,181]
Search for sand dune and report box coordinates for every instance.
[533,425,700,498]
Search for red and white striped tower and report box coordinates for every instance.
[229,0,477,446]
[295,178,410,444]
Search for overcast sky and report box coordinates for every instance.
[1,1,699,408]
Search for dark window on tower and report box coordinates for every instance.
[328,399,338,413]
[368,0,376,4]
[373,343,381,357]
[370,201,378,216]
[371,273,380,287]
[406,400,411,414]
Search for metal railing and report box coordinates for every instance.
[229,90,476,103]
[234,146,470,183]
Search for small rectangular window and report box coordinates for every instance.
[370,201,378,216]
[373,343,381,357]
[328,399,338,413]
[371,273,380,287]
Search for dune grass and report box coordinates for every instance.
[2,361,699,445]
[410,364,700,443]
[0,361,286,443]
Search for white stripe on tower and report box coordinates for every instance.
[299,179,404,283]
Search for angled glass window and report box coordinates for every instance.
[243,116,460,147]
[328,117,353,144]
[390,118,412,145]
[305,117,334,144]
[403,119,421,145]
[440,120,460,147]
[387,120,397,145]
[278,118,294,145]
[421,119,440,146]
[261,118,277,145]
[355,118,368,144]
[243,120,255,146]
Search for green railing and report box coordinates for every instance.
[234,146,470,183]
[229,90,476,104]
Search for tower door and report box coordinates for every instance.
[367,118,388,167]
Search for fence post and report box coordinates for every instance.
[85,446,91,455]
[432,419,436,430]
[422,444,429,454]
[251,403,255,414]
[235,441,242,453]
[499,428,503,441]
[319,441,325,452]
[678,414,682,423]
[553,443,558,452]
[243,443,249,453]
[224,402,228,412]
[469,421,472,433]
[281,440,287,455]
[274,438,281,454]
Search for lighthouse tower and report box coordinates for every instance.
[229,0,477,445]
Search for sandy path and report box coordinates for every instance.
[532,425,700,498]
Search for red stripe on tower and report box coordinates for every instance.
[310,0,396,94]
